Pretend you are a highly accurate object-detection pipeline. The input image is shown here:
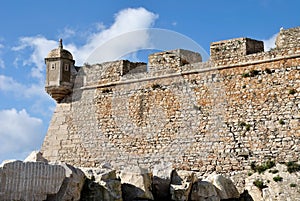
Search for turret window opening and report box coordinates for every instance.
[64,63,69,71]
[51,63,56,70]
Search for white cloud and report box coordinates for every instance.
[263,33,278,51]
[73,7,158,64]
[0,74,50,100]
[0,74,23,94]
[0,74,55,117]
[58,27,76,39]
[13,7,158,70]
[95,22,106,31]
[13,56,20,68]
[12,37,57,80]
[0,108,43,162]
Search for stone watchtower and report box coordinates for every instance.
[45,39,75,102]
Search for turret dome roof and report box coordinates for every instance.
[46,39,73,60]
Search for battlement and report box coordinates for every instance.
[76,60,147,87]
[276,26,300,49]
[210,27,300,66]
[148,49,202,72]
[91,27,300,85]
[210,38,264,61]
[49,26,300,92]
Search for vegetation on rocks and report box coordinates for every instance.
[253,179,268,191]
[273,175,283,182]
[286,161,300,173]
[251,160,275,174]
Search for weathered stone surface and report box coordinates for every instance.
[210,37,264,61]
[276,26,300,49]
[245,162,300,201]
[190,180,220,201]
[0,160,84,201]
[24,150,48,163]
[205,173,240,199]
[152,162,173,200]
[119,166,153,201]
[47,162,85,201]
[148,49,202,72]
[80,165,122,201]
[170,170,197,201]
[0,160,65,201]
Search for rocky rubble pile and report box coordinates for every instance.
[0,153,240,201]
[4,152,300,201]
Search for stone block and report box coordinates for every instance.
[205,173,240,199]
[80,165,122,201]
[210,38,264,61]
[119,166,153,201]
[170,170,197,201]
[190,180,220,201]
[24,150,48,163]
[0,160,85,201]
[152,162,173,200]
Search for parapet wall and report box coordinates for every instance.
[148,49,202,72]
[210,38,264,61]
[41,27,300,173]
[276,26,300,49]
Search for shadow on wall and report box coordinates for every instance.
[69,66,86,103]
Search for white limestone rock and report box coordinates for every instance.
[152,162,173,200]
[48,162,85,201]
[205,173,240,199]
[190,180,220,201]
[0,160,66,201]
[24,150,48,163]
[0,159,18,166]
[119,166,153,201]
[170,170,197,201]
[0,160,85,201]
[80,166,122,201]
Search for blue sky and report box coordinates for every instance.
[0,0,299,163]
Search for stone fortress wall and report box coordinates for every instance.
[41,27,300,173]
